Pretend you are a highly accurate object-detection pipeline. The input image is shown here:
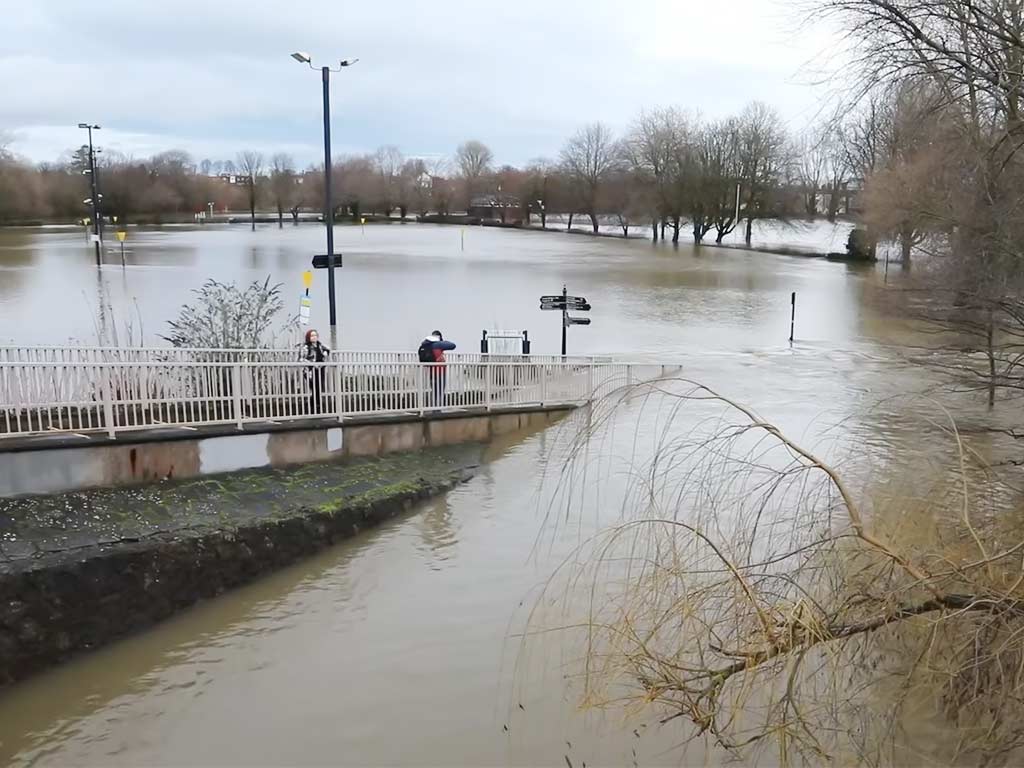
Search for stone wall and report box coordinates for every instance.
[0,407,571,498]
[0,468,475,687]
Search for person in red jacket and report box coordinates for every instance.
[418,330,456,406]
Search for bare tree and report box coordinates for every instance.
[374,145,404,216]
[269,153,296,229]
[602,165,647,237]
[797,130,828,218]
[699,118,744,244]
[426,157,456,217]
[543,380,1024,763]
[455,139,493,208]
[737,102,790,244]
[626,108,695,242]
[236,151,264,231]
[522,159,557,228]
[397,158,426,219]
[560,122,620,233]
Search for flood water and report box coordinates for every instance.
[0,224,1017,766]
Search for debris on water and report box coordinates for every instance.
[564,756,574,768]
[518,702,524,711]
[633,729,640,737]
[503,724,508,733]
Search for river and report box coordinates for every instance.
[0,223,1016,765]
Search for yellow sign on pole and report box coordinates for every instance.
[115,230,127,243]
[302,270,313,289]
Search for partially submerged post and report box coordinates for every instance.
[789,291,796,343]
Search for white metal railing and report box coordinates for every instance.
[0,358,649,439]
[0,346,607,366]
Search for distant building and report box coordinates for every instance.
[467,193,523,223]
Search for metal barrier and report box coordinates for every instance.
[0,346,606,366]
[0,358,642,439]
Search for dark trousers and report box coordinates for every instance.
[430,369,446,407]
[308,366,326,413]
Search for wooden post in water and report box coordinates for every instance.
[789,292,796,343]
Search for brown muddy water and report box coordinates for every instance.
[0,224,1018,766]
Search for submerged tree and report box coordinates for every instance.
[236,150,264,231]
[162,277,296,348]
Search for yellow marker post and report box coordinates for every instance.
[360,216,366,235]
[461,228,465,252]
[302,270,313,290]
[115,230,127,267]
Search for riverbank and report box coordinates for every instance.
[0,444,483,686]
[411,216,871,259]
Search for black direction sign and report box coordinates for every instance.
[540,300,591,311]
[312,253,344,268]
[565,316,591,326]
[540,294,586,303]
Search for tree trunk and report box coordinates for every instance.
[826,189,839,222]
[621,222,629,237]
[589,212,599,233]
[567,212,574,231]
[290,206,299,225]
[652,219,658,242]
[744,216,753,245]
[671,216,680,244]
[249,184,256,231]
[399,204,408,220]
[541,211,546,229]
[660,219,667,239]
[900,232,913,268]
[277,203,283,229]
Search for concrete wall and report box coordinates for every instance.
[0,408,571,498]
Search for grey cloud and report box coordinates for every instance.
[2,0,836,166]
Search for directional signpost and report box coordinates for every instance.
[312,253,343,269]
[540,285,592,355]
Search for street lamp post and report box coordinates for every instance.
[78,123,102,266]
[291,52,358,334]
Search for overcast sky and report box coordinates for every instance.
[2,0,842,167]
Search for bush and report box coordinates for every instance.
[162,277,297,348]
[846,228,875,261]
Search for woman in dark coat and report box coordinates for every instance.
[299,329,330,412]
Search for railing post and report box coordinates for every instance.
[540,364,547,405]
[231,364,243,429]
[417,365,425,415]
[102,365,116,438]
[626,364,633,387]
[587,357,595,402]
[335,362,344,422]
[485,361,492,410]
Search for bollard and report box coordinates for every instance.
[789,292,796,343]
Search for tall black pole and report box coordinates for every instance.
[321,66,337,329]
[86,127,101,267]
[561,283,567,357]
